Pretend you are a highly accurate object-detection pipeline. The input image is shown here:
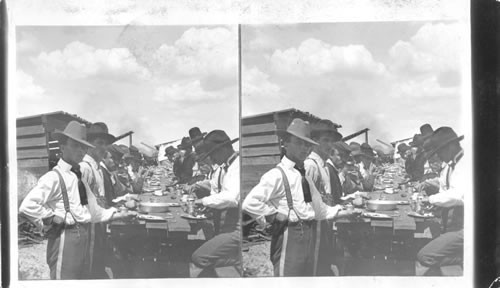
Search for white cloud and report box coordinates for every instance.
[153,80,228,103]
[17,31,42,54]
[269,38,386,77]
[390,75,460,99]
[31,41,151,80]
[16,70,45,100]
[153,27,237,79]
[389,22,462,75]
[242,66,281,98]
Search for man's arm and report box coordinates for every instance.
[19,172,60,229]
[201,165,240,209]
[307,177,342,220]
[242,169,281,226]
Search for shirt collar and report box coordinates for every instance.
[100,162,110,173]
[83,154,100,170]
[308,151,326,166]
[57,158,73,171]
[281,155,297,169]
[221,152,239,171]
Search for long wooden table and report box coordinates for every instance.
[334,165,442,275]
[106,170,214,278]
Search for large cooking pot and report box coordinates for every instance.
[366,200,398,211]
[138,202,171,213]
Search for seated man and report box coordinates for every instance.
[190,130,241,277]
[174,137,196,184]
[331,141,361,196]
[415,127,465,276]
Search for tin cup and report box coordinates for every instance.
[187,197,195,215]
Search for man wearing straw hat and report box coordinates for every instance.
[243,118,360,277]
[190,130,241,277]
[19,121,135,280]
[415,127,465,276]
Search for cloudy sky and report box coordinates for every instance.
[242,21,466,146]
[16,25,239,152]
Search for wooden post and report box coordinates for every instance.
[365,130,369,144]
[129,134,133,147]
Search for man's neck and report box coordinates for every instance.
[312,148,328,160]
[61,155,77,167]
[286,154,303,167]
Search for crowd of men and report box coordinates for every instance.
[19,121,241,279]
[243,119,464,277]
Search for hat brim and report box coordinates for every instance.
[87,133,116,145]
[276,129,319,146]
[53,131,95,149]
[198,138,239,161]
[425,135,464,157]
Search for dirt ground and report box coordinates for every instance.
[18,240,50,280]
[242,241,273,277]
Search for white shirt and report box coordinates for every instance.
[429,150,464,207]
[358,161,375,179]
[19,159,116,229]
[305,151,331,197]
[80,154,105,199]
[242,156,341,225]
[201,154,239,209]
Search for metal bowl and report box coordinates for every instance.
[366,200,398,211]
[138,202,171,213]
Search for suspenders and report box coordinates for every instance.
[276,166,304,226]
[52,169,78,227]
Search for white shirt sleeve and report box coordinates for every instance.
[19,172,59,228]
[85,182,117,222]
[429,162,464,207]
[201,164,239,209]
[308,177,342,220]
[242,169,280,225]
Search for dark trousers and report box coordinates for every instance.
[270,220,317,277]
[89,222,109,279]
[316,220,335,276]
[417,229,463,269]
[46,223,90,280]
[191,225,241,275]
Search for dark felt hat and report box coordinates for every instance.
[198,130,239,161]
[53,121,95,148]
[188,127,207,145]
[87,122,116,145]
[311,119,343,141]
[397,143,410,154]
[177,137,192,150]
[420,124,434,136]
[333,141,352,155]
[423,127,464,157]
[164,145,178,157]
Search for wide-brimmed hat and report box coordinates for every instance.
[409,133,425,147]
[360,143,376,158]
[277,118,319,146]
[164,145,176,156]
[188,127,207,145]
[332,141,352,155]
[87,122,116,144]
[123,152,141,162]
[198,130,239,161]
[107,144,126,160]
[423,126,464,157]
[177,137,192,150]
[311,119,343,141]
[53,121,95,148]
[420,124,434,136]
[397,143,410,154]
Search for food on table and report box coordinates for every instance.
[125,200,137,209]
[352,197,364,207]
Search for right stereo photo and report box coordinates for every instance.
[240,22,469,277]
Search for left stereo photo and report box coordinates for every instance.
[15,25,241,280]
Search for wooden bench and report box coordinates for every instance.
[214,266,241,277]
[440,265,463,276]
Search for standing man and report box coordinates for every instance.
[190,130,240,277]
[19,121,134,280]
[242,119,359,277]
[415,127,465,276]
[80,122,116,279]
[305,119,343,276]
